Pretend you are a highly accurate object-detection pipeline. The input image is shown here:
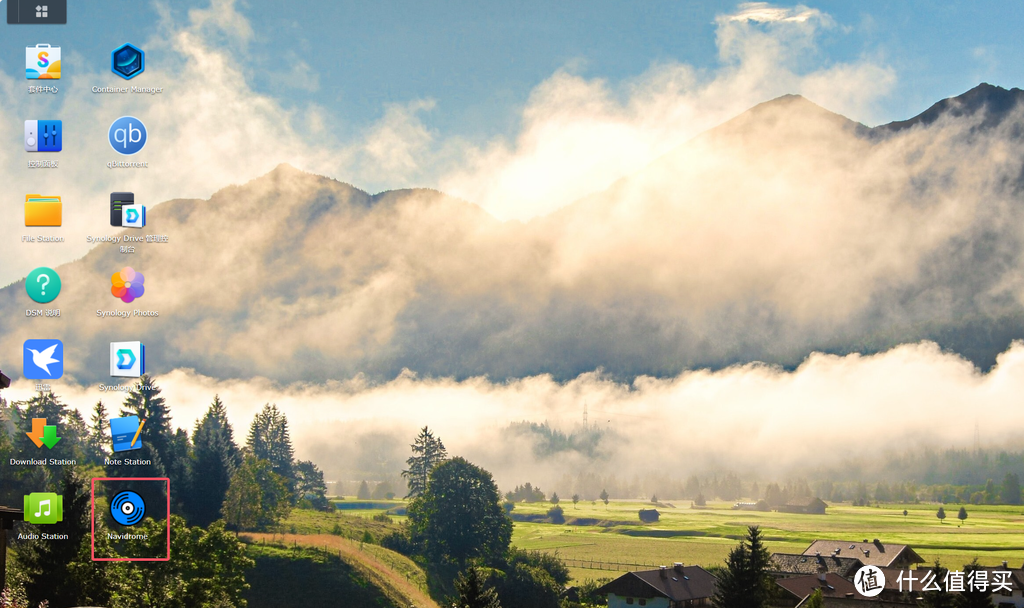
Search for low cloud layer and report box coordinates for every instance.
[5,341,1023,492]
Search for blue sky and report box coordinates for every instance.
[3,0,1024,283]
[4,0,1023,140]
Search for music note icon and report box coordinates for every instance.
[24,492,62,524]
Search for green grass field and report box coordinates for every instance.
[509,500,1024,582]
[277,499,1024,584]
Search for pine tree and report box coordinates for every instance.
[402,426,448,498]
[920,561,955,608]
[87,400,109,463]
[713,526,774,608]
[116,378,190,513]
[18,391,84,463]
[804,589,824,608]
[600,489,609,508]
[121,375,173,464]
[357,480,371,499]
[713,541,754,608]
[937,506,946,523]
[19,467,110,607]
[247,404,295,488]
[959,559,994,608]
[1001,472,1021,505]
[451,566,502,608]
[189,395,240,526]
[957,506,968,525]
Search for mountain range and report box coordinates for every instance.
[3,83,1024,385]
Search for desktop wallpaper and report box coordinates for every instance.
[2,1,1024,607]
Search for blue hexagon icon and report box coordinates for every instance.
[111,43,145,80]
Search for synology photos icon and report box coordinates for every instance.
[110,341,145,378]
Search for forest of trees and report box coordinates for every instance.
[0,378,330,606]
[516,463,1024,507]
[381,427,577,608]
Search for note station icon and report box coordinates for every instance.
[25,492,63,524]
[109,415,145,453]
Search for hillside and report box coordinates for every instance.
[243,535,440,608]
[4,84,1024,382]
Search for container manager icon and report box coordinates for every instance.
[111,44,144,80]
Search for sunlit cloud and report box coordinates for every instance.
[5,341,1023,491]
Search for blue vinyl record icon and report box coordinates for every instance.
[110,491,145,526]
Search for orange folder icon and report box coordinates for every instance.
[25,195,62,227]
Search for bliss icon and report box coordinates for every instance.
[25,120,61,152]
[110,491,145,526]
[108,116,147,155]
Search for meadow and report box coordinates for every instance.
[285,497,1024,584]
[509,499,1024,582]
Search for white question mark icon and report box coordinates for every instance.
[37,273,50,296]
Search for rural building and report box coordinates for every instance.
[777,497,828,514]
[801,540,924,569]
[982,565,1024,608]
[597,563,717,608]
[775,572,859,606]
[771,553,864,578]
[639,508,661,523]
[733,501,770,511]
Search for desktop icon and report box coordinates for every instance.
[24,493,63,524]
[7,1,67,24]
[110,341,145,378]
[25,120,62,152]
[109,416,145,453]
[110,491,145,526]
[25,267,61,303]
[108,116,147,155]
[26,44,61,79]
[23,339,63,379]
[111,267,145,303]
[25,418,61,449]
[110,192,134,226]
[111,44,145,80]
[25,195,62,227]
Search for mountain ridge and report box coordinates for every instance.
[3,83,1024,384]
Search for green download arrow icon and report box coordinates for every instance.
[41,425,61,449]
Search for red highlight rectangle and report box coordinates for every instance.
[90,477,170,562]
